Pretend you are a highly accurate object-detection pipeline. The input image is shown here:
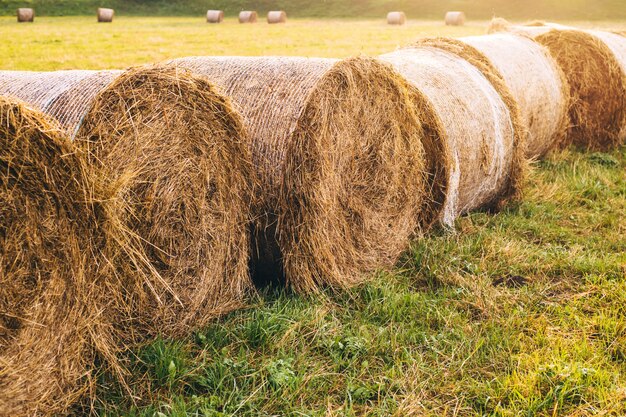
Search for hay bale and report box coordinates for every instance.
[454,34,570,158]
[445,11,466,26]
[16,8,34,22]
[239,11,258,23]
[585,30,626,144]
[486,21,626,149]
[0,96,135,416]
[0,66,255,338]
[532,30,626,150]
[97,7,114,23]
[381,44,525,224]
[267,11,287,24]
[487,18,571,36]
[207,10,224,23]
[168,56,430,292]
[387,11,406,25]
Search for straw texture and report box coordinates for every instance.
[169,56,428,293]
[0,96,138,417]
[381,46,524,225]
[0,66,255,339]
[487,21,625,149]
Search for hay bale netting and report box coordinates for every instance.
[445,11,466,26]
[239,11,258,23]
[0,66,255,338]
[387,11,406,25]
[16,8,34,22]
[97,7,114,23]
[488,21,626,149]
[0,96,136,416]
[168,56,431,292]
[207,10,224,23]
[449,34,570,158]
[380,45,525,224]
[267,11,287,24]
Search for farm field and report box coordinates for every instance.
[0,17,625,70]
[1,16,625,417]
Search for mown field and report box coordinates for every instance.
[1,17,625,417]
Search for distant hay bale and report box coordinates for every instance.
[445,11,466,26]
[207,10,224,23]
[381,44,525,224]
[451,34,570,158]
[387,11,406,25]
[0,96,137,416]
[16,8,34,22]
[97,7,114,23]
[267,11,287,24]
[169,56,429,292]
[239,11,258,23]
[0,66,255,339]
[486,17,510,34]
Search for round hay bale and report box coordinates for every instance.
[533,30,626,150]
[0,66,255,339]
[207,10,224,23]
[267,11,287,24]
[239,11,258,23]
[455,34,570,158]
[381,44,526,224]
[97,7,114,23]
[445,11,466,26]
[168,56,430,292]
[387,11,406,25]
[487,19,571,36]
[16,8,34,23]
[0,96,131,416]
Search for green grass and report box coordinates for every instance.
[81,147,626,416]
[2,16,625,416]
[1,0,626,20]
[0,17,625,71]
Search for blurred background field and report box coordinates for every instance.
[1,0,626,19]
[1,17,626,70]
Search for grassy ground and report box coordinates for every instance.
[0,17,625,70]
[0,16,625,416]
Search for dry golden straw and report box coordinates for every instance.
[488,20,626,150]
[168,56,429,293]
[381,42,525,225]
[441,34,570,158]
[0,66,256,339]
[0,96,146,417]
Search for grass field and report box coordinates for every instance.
[1,17,626,70]
[1,16,625,417]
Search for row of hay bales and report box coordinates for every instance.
[207,10,287,24]
[387,11,466,26]
[17,7,114,22]
[0,19,625,417]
